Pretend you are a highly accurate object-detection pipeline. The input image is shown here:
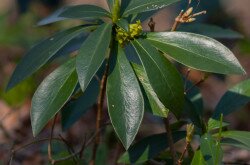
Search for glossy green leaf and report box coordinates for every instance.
[116,18,129,32]
[61,78,99,130]
[31,59,78,136]
[147,32,246,75]
[123,0,180,16]
[213,79,250,119]
[220,131,250,151]
[132,39,184,117]
[76,23,112,92]
[200,133,223,165]
[7,25,95,91]
[132,63,169,118]
[106,45,144,150]
[59,5,111,19]
[207,118,229,132]
[178,23,243,39]
[191,150,206,165]
[118,131,186,164]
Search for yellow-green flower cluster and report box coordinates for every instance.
[116,21,143,46]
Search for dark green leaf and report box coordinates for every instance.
[116,18,129,32]
[31,59,78,136]
[118,131,186,164]
[121,0,132,15]
[147,32,246,75]
[191,150,206,165]
[124,43,141,64]
[178,23,243,39]
[76,23,112,92]
[185,80,203,115]
[220,131,250,151]
[7,25,95,91]
[123,0,181,16]
[183,97,204,132]
[213,79,250,119]
[132,39,184,117]
[61,78,99,130]
[200,133,223,165]
[37,7,72,26]
[107,45,144,150]
[132,63,169,118]
[59,5,111,19]
[106,0,115,12]
[53,33,89,59]
[207,118,229,131]
[95,143,108,165]
[131,10,158,23]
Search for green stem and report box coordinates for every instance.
[112,0,120,23]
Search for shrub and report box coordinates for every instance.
[7,0,250,164]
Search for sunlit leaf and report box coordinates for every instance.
[132,39,184,117]
[31,59,78,136]
[200,133,223,165]
[76,23,112,92]
[123,0,181,16]
[107,45,144,150]
[147,32,246,75]
[213,79,250,119]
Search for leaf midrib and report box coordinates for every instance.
[79,24,109,90]
[20,26,91,80]
[35,69,76,132]
[134,40,177,104]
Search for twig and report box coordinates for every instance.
[185,76,206,94]
[164,118,177,164]
[48,115,57,165]
[8,138,61,165]
[59,134,78,163]
[53,127,105,164]
[148,18,156,32]
[171,10,184,31]
[92,58,110,163]
[177,143,190,165]
[178,124,194,165]
[79,135,87,159]
[184,69,191,92]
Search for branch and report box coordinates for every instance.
[92,58,110,163]
[48,115,57,165]
[164,118,177,164]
